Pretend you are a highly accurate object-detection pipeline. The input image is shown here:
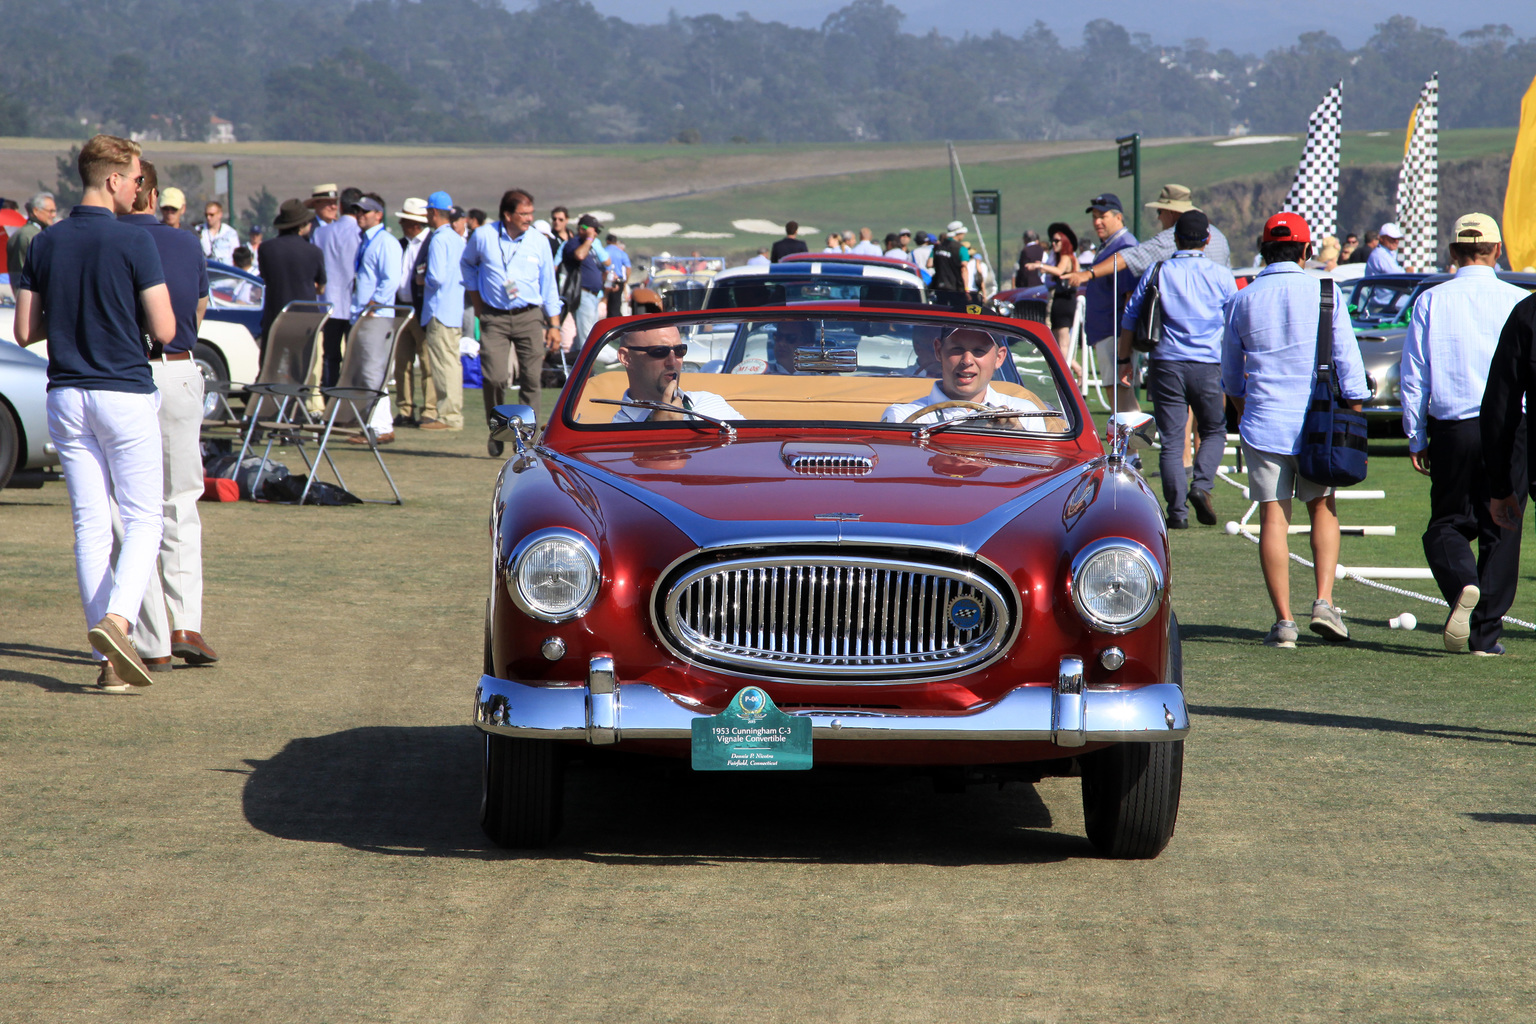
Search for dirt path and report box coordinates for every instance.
[2,416,1533,1023]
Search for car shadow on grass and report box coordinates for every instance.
[240,725,1086,865]
[1465,812,1536,825]
[1191,703,1536,747]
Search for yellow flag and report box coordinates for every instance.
[1506,74,1536,273]
[1404,104,1419,156]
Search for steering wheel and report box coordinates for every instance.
[901,400,992,424]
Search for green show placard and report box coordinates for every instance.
[691,686,812,771]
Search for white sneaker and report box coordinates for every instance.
[1443,585,1480,653]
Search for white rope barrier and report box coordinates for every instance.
[1211,467,1536,630]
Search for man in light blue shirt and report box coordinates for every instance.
[461,187,562,453]
[1399,213,1530,655]
[318,187,362,387]
[1118,211,1237,529]
[348,193,403,440]
[1222,212,1369,647]
[1365,221,1405,276]
[419,190,468,432]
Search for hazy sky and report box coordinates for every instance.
[570,1,1536,54]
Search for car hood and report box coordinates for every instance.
[556,436,1091,549]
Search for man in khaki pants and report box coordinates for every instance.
[119,160,220,669]
[419,191,466,431]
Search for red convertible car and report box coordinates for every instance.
[477,306,1188,857]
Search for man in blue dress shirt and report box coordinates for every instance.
[461,188,562,456]
[419,191,468,432]
[1365,222,1405,276]
[1118,211,1237,530]
[348,193,403,443]
[1399,213,1530,655]
[1222,213,1369,648]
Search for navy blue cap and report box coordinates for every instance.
[1086,193,1124,214]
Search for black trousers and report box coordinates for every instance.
[1423,415,1527,650]
[321,318,352,389]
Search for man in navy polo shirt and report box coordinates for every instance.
[1067,193,1140,414]
[120,160,220,670]
[560,213,612,358]
[13,134,177,691]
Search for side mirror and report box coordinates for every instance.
[489,404,537,450]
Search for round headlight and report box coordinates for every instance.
[1070,539,1163,633]
[508,530,600,622]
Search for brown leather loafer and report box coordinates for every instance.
[145,656,174,671]
[347,431,395,445]
[171,630,219,665]
[419,420,452,431]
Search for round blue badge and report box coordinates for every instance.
[738,687,767,715]
[948,596,983,632]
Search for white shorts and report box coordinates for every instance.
[1242,442,1334,504]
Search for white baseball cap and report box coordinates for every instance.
[945,220,967,234]
[1378,222,1403,239]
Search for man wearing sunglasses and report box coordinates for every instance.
[610,325,741,423]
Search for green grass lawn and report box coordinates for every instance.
[604,128,1517,256]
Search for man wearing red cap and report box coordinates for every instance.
[1221,212,1369,648]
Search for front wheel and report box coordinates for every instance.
[481,733,564,848]
[193,342,229,419]
[1080,740,1183,858]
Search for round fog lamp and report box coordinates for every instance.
[1099,647,1125,671]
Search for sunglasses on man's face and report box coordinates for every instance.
[625,343,688,359]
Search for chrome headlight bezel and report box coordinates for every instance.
[1068,537,1164,634]
[505,528,601,623]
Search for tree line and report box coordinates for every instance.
[0,0,1532,146]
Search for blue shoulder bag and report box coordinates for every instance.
[1297,279,1369,487]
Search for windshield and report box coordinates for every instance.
[566,314,1077,439]
[1351,280,1420,326]
[704,276,924,310]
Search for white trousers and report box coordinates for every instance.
[112,358,204,657]
[47,387,164,655]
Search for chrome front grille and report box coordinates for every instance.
[658,554,1014,680]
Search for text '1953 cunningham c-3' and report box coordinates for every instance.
[476,305,1189,858]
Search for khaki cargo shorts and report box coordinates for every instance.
[1242,442,1334,503]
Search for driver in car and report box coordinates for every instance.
[882,327,1044,428]
[611,324,742,422]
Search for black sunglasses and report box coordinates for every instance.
[626,344,688,359]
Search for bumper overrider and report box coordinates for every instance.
[474,656,1190,748]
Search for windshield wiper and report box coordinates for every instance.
[593,398,738,440]
[913,407,1068,441]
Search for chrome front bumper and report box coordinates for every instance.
[473,657,1189,748]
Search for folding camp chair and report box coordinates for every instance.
[233,301,336,497]
[299,303,414,505]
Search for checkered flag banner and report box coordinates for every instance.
[1283,81,1343,238]
[1396,73,1439,271]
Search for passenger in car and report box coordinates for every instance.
[882,328,1043,427]
[611,324,742,422]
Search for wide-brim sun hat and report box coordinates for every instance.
[273,198,315,231]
